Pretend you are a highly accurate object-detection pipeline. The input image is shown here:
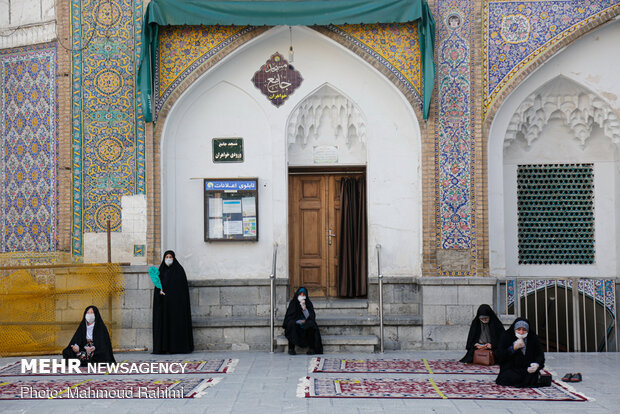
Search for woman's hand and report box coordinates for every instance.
[485,343,492,349]
[160,290,165,295]
[513,338,525,350]
[71,344,79,353]
[85,345,95,355]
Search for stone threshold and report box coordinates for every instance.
[192,314,421,328]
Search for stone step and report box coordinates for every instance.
[192,314,422,328]
[311,298,368,309]
[276,334,379,353]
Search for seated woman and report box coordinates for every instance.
[282,287,323,355]
[62,306,115,366]
[460,304,505,363]
[495,318,546,387]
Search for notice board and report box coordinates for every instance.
[204,178,258,241]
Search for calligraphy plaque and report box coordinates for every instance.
[251,52,303,107]
[213,138,244,163]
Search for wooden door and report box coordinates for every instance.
[289,173,362,297]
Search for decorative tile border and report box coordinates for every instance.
[483,0,620,119]
[0,44,57,252]
[71,0,144,256]
[435,1,473,258]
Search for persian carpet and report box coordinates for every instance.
[0,377,219,399]
[310,358,500,374]
[298,376,590,401]
[0,358,238,376]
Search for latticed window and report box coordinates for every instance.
[517,164,594,264]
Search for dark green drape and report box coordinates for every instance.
[138,0,435,122]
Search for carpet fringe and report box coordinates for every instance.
[192,377,222,399]
[226,358,239,373]
[308,357,319,373]
[296,376,310,398]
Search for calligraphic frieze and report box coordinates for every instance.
[251,52,302,107]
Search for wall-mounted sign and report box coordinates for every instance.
[251,52,303,107]
[204,178,258,242]
[313,146,339,164]
[213,138,244,163]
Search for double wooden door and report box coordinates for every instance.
[288,172,363,298]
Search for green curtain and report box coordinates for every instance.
[138,0,435,122]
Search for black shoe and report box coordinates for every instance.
[569,373,582,383]
[306,348,315,355]
[562,373,573,382]
[288,346,296,355]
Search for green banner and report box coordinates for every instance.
[138,0,435,122]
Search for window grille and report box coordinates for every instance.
[517,164,594,264]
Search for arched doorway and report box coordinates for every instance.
[159,26,422,284]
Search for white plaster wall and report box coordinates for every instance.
[0,0,56,49]
[488,20,620,277]
[162,26,422,279]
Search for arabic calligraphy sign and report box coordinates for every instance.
[213,138,244,163]
[251,52,303,107]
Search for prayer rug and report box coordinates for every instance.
[0,358,238,376]
[298,376,590,401]
[0,377,219,399]
[310,357,500,374]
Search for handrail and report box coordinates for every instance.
[269,242,278,353]
[376,244,384,353]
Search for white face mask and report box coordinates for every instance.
[85,313,95,324]
[165,258,173,266]
[515,332,528,339]
[298,295,306,302]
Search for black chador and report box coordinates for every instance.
[62,306,115,366]
[282,287,323,355]
[152,250,194,354]
[495,317,545,387]
[460,304,505,363]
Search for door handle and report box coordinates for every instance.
[328,229,336,245]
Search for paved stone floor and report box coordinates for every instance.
[0,350,618,413]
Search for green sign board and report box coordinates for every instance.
[213,138,243,163]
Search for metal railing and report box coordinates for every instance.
[269,242,278,353]
[496,277,618,352]
[376,244,384,353]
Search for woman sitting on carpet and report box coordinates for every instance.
[282,287,323,355]
[495,317,547,387]
[460,304,505,364]
[62,306,115,366]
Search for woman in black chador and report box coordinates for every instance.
[152,250,194,354]
[460,304,505,363]
[282,287,323,355]
[495,317,546,387]
[62,306,115,366]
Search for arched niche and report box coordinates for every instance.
[488,21,620,279]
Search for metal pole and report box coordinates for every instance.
[582,279,587,351]
[377,244,384,353]
[592,280,597,352]
[107,220,111,263]
[516,279,521,318]
[603,280,608,352]
[565,280,570,352]
[270,243,278,353]
[544,282,549,352]
[573,278,581,352]
[554,282,559,352]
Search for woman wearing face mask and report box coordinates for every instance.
[152,250,194,354]
[282,287,323,355]
[460,304,505,364]
[62,306,115,366]
[495,317,546,387]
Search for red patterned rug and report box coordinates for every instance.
[310,358,500,374]
[298,376,590,401]
[0,358,237,376]
[0,377,219,399]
